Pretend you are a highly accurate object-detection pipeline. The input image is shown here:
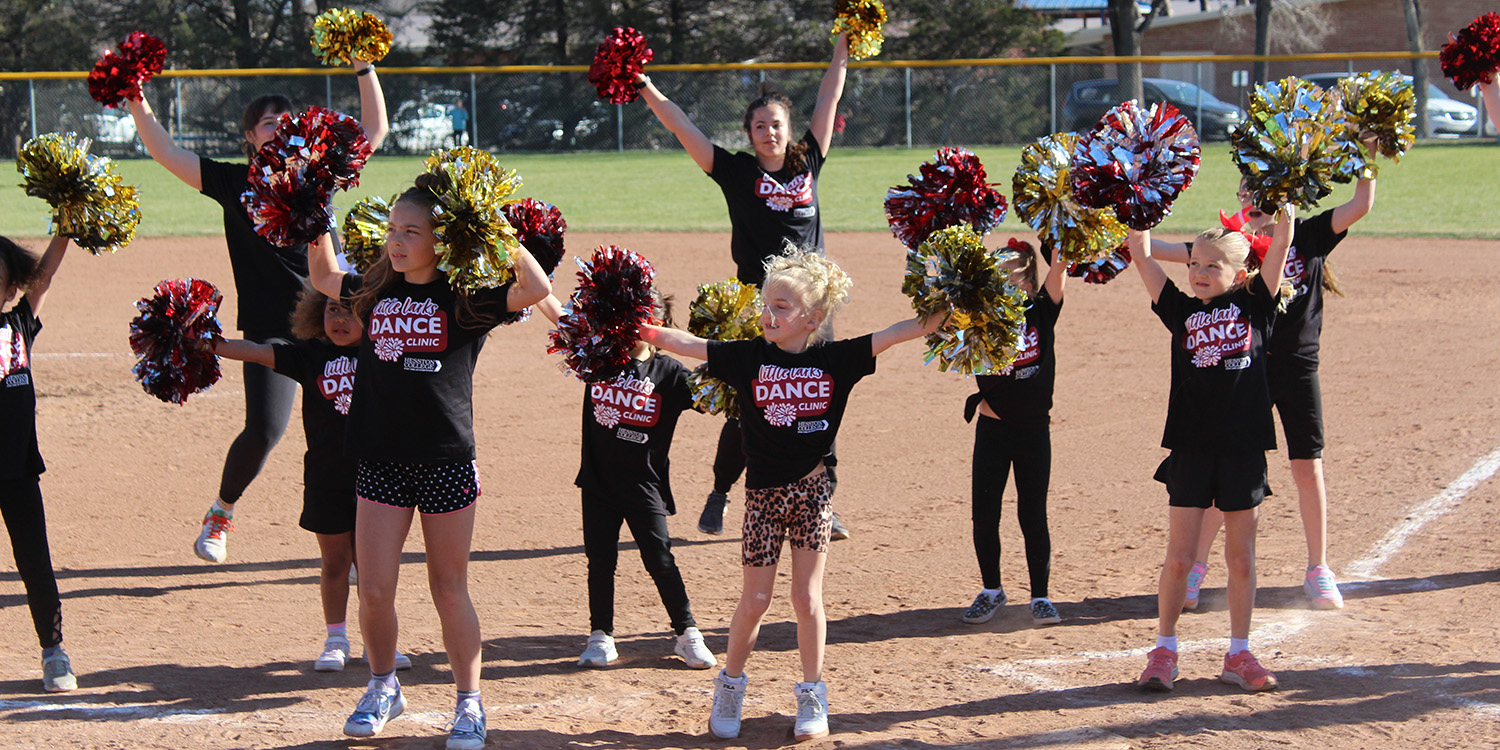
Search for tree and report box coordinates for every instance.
[0,0,99,155]
[1109,0,1169,103]
[1253,0,1271,84]
[1399,0,1430,138]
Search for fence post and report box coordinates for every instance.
[1049,64,1057,134]
[904,66,912,149]
[28,80,35,141]
[1195,62,1204,136]
[617,102,624,153]
[174,78,183,136]
[469,73,477,148]
[325,75,332,109]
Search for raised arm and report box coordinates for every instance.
[23,235,70,317]
[871,311,944,357]
[1041,243,1067,303]
[210,337,275,367]
[1260,205,1296,293]
[808,33,850,158]
[1330,176,1375,235]
[1481,78,1500,137]
[506,246,552,312]
[639,323,709,361]
[1149,237,1191,264]
[638,75,716,173]
[533,293,565,323]
[127,95,202,190]
[308,233,347,299]
[354,60,390,151]
[1130,229,1169,304]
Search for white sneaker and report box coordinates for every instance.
[343,678,404,737]
[793,680,829,741]
[709,670,747,739]
[194,507,233,563]
[445,697,487,750]
[360,648,413,671]
[674,627,716,669]
[348,564,358,586]
[578,630,617,668]
[315,635,350,672]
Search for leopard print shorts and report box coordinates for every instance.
[741,471,833,567]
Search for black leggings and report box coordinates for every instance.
[971,416,1051,599]
[218,337,298,503]
[581,490,696,635]
[711,418,839,495]
[2,477,62,649]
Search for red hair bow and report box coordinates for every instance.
[1220,209,1272,266]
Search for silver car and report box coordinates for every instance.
[1300,72,1492,137]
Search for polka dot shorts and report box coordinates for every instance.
[356,459,482,515]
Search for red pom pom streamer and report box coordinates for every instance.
[885,147,1008,249]
[548,246,657,382]
[1441,13,1500,90]
[1071,100,1201,231]
[589,27,654,105]
[129,278,224,405]
[1066,243,1132,285]
[240,106,372,247]
[501,199,567,277]
[88,31,168,108]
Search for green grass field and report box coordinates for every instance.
[1,140,1494,240]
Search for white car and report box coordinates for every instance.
[390,101,464,153]
[1301,72,1493,138]
[79,110,142,154]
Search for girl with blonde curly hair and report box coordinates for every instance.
[642,246,942,742]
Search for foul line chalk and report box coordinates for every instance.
[1345,445,1500,580]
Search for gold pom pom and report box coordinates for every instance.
[16,133,140,254]
[1012,133,1127,266]
[1334,71,1416,175]
[311,8,393,66]
[832,0,886,60]
[1230,77,1363,211]
[904,225,1030,376]
[340,194,392,273]
[421,147,523,291]
[685,277,762,417]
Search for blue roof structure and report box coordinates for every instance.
[1015,0,1153,12]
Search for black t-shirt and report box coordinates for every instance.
[341,275,513,463]
[1153,277,1278,452]
[199,157,310,334]
[0,298,44,480]
[575,353,694,515]
[273,340,359,493]
[1269,209,1346,361]
[708,335,876,489]
[969,290,1062,428]
[709,131,826,286]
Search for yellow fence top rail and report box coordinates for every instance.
[0,50,1440,81]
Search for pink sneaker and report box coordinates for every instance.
[1137,646,1178,692]
[1183,561,1207,611]
[1304,565,1344,610]
[1220,650,1278,692]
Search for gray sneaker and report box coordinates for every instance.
[343,679,404,737]
[829,510,850,541]
[698,492,729,535]
[41,650,77,692]
[445,697,487,750]
[1030,598,1061,625]
[961,589,1006,624]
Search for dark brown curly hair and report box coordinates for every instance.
[288,280,332,342]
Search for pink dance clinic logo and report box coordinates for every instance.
[0,325,27,379]
[1183,303,1250,369]
[590,373,663,428]
[751,364,833,427]
[755,173,812,213]
[999,324,1040,376]
[318,356,357,414]
[369,297,449,362]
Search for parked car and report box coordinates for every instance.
[389,100,464,153]
[1063,78,1245,140]
[80,109,142,155]
[1299,72,1494,138]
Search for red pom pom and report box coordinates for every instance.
[885,147,1008,249]
[501,199,567,277]
[241,106,372,247]
[1071,100,1201,231]
[1441,13,1500,90]
[589,27,654,105]
[129,278,224,404]
[88,31,167,108]
[1066,244,1132,285]
[548,246,657,382]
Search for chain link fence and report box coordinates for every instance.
[3,54,1490,159]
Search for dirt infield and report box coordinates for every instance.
[2,231,1498,750]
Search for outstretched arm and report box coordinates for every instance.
[1130,229,1169,304]
[533,293,565,324]
[638,75,716,173]
[506,247,552,312]
[808,33,850,158]
[871,311,944,357]
[640,324,709,361]
[211,337,275,367]
[127,95,202,190]
[308,233,347,299]
[23,236,70,317]
[354,60,390,151]
[1330,176,1375,235]
[1149,238,1191,264]
[1260,205,1296,293]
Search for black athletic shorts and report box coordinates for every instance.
[1154,448,1270,512]
[300,486,357,535]
[1268,355,1323,460]
[356,460,482,515]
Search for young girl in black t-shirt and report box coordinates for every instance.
[1129,208,1294,696]
[306,175,551,748]
[636,34,851,536]
[533,291,716,672]
[0,234,77,693]
[206,282,410,675]
[1150,174,1375,611]
[128,61,388,565]
[960,241,1067,628]
[642,247,940,742]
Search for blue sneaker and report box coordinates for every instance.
[343,678,404,738]
[445,697,487,750]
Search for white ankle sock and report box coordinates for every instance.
[327,623,347,639]
[1228,637,1249,655]
[1156,635,1178,652]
